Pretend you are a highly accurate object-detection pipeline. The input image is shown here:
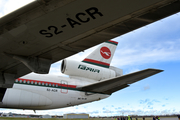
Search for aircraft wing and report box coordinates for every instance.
[78,69,163,95]
[0,0,180,88]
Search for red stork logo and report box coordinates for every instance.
[100,47,111,59]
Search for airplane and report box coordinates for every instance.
[0,40,162,110]
[0,0,180,110]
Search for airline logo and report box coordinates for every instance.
[100,47,111,59]
[78,64,100,73]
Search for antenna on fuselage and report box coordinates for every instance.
[33,110,36,113]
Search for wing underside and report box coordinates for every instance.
[78,69,163,94]
[0,0,179,88]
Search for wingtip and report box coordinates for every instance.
[148,68,164,73]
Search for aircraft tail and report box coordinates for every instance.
[82,40,118,68]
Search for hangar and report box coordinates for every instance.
[63,113,89,119]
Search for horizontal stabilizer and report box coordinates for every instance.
[78,69,163,94]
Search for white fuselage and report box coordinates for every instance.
[0,74,109,110]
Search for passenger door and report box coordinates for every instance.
[61,80,68,94]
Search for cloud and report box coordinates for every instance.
[125,68,140,74]
[148,106,153,109]
[162,105,166,107]
[138,99,171,112]
[140,99,150,104]
[0,0,34,18]
[115,107,122,110]
[139,99,161,106]
[112,38,180,68]
[103,110,112,113]
[164,98,169,101]
[152,99,160,103]
[143,85,150,91]
[0,0,6,17]
[89,111,99,114]
[139,99,157,110]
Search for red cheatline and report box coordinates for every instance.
[16,78,76,88]
[106,40,118,45]
[83,58,110,67]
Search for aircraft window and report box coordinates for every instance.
[46,83,48,86]
[42,82,44,85]
[27,81,30,84]
[56,84,58,87]
[49,83,51,86]
[19,80,22,83]
[35,82,37,85]
[23,80,26,83]
[15,79,18,82]
[38,82,41,85]
[31,81,34,84]
[52,84,55,87]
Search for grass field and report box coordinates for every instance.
[0,117,178,120]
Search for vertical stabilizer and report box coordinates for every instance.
[82,40,118,68]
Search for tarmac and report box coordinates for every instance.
[161,118,178,120]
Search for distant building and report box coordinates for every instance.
[41,114,52,118]
[63,113,89,119]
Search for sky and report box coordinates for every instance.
[1,0,180,117]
